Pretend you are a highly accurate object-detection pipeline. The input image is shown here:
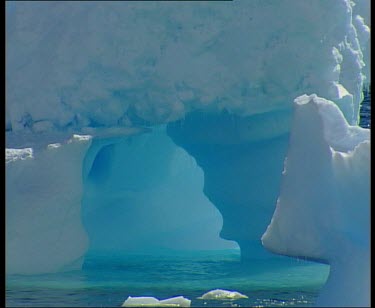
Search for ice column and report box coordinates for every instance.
[262,94,370,307]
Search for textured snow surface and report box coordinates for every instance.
[121,296,191,307]
[6,0,369,135]
[262,94,370,307]
[351,0,371,84]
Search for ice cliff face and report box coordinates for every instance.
[6,0,370,305]
[6,135,92,274]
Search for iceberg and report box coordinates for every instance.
[262,94,370,307]
[197,289,248,300]
[121,296,191,307]
[5,0,370,306]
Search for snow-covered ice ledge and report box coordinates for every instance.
[262,94,370,307]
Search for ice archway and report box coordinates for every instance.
[81,127,238,254]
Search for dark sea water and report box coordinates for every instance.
[359,87,371,128]
[6,92,370,307]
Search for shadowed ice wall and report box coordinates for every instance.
[168,111,290,259]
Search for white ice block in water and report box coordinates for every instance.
[121,296,191,307]
[197,289,248,300]
[121,297,160,307]
[159,296,191,307]
[262,94,370,307]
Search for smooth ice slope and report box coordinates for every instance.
[6,135,92,274]
[262,95,370,307]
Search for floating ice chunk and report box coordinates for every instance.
[197,289,248,300]
[121,296,159,307]
[5,148,33,163]
[159,296,191,307]
[121,296,191,307]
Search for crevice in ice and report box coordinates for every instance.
[87,144,115,185]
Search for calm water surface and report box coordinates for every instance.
[7,250,329,307]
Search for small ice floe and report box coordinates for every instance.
[121,296,191,307]
[197,289,248,300]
